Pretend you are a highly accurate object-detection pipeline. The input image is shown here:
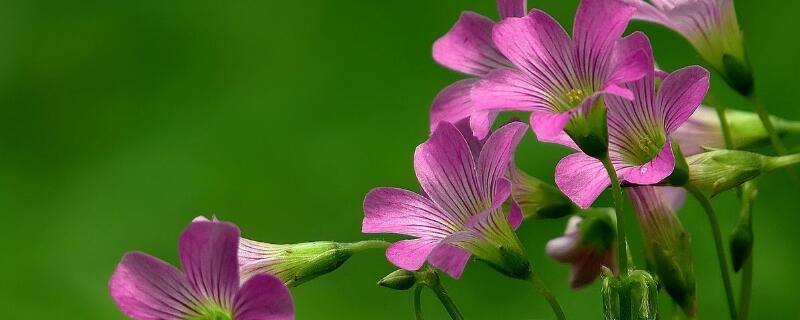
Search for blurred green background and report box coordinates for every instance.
[2,0,799,318]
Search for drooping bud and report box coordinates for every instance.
[378,269,418,290]
[730,181,757,272]
[547,210,616,288]
[509,166,575,219]
[686,149,800,196]
[239,239,383,287]
[629,186,696,315]
[565,98,609,158]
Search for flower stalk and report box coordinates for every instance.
[747,95,799,182]
[528,270,566,320]
[685,184,738,320]
[600,154,631,320]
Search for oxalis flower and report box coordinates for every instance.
[622,0,751,94]
[554,34,710,208]
[109,220,294,320]
[546,210,617,288]
[471,0,650,150]
[431,0,527,139]
[362,121,530,279]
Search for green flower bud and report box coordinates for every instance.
[566,99,608,158]
[509,167,575,219]
[601,267,621,320]
[239,239,386,287]
[686,149,800,196]
[378,269,417,290]
[721,54,754,97]
[627,270,660,320]
[731,181,757,272]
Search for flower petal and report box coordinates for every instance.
[658,66,711,133]
[621,139,676,185]
[431,79,478,133]
[555,153,610,209]
[415,122,484,221]
[471,68,547,112]
[428,244,472,279]
[607,32,653,86]
[469,111,499,140]
[179,221,240,310]
[433,12,509,76]
[508,198,523,230]
[497,0,527,19]
[386,238,440,271]
[530,111,574,147]
[573,0,636,80]
[655,186,687,211]
[477,121,528,202]
[110,252,202,320]
[362,187,459,238]
[233,274,295,320]
[492,10,576,104]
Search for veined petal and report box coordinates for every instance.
[530,111,573,147]
[573,0,636,85]
[555,153,610,209]
[497,0,528,19]
[233,274,295,320]
[477,121,528,202]
[492,10,577,102]
[607,32,653,87]
[110,253,203,320]
[428,244,472,279]
[655,186,688,211]
[469,111,499,140]
[658,66,710,133]
[386,238,441,271]
[415,122,485,222]
[471,68,548,113]
[430,79,478,134]
[619,0,672,26]
[362,187,459,238]
[433,12,509,76]
[620,139,676,185]
[508,199,523,229]
[179,221,240,310]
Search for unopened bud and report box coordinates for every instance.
[627,270,660,320]
[378,269,417,290]
[721,54,754,97]
[730,181,757,272]
[510,167,575,219]
[687,149,800,196]
[601,267,620,320]
[239,240,357,287]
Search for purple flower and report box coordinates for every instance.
[109,220,294,320]
[362,121,530,279]
[546,214,617,288]
[554,34,709,208]
[430,0,527,139]
[622,0,747,90]
[471,0,650,147]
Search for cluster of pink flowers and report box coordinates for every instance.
[109,0,800,319]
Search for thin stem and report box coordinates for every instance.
[747,95,799,182]
[528,271,566,320]
[428,279,464,320]
[599,154,630,320]
[414,285,425,320]
[686,185,738,320]
[713,104,734,148]
[343,240,390,253]
[739,256,753,320]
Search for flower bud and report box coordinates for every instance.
[601,267,620,320]
[547,211,616,288]
[721,54,754,97]
[378,269,417,290]
[627,270,660,320]
[730,181,757,272]
[629,187,696,315]
[509,166,575,219]
[239,239,356,287]
[566,99,608,158]
[686,149,800,196]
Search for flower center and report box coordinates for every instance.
[189,305,233,320]
[565,88,586,107]
[637,136,662,161]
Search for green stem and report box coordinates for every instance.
[686,185,738,320]
[599,154,630,320]
[344,240,390,253]
[778,119,800,133]
[528,270,566,320]
[764,153,800,171]
[713,104,734,148]
[414,285,425,320]
[747,95,799,182]
[429,279,464,320]
[739,256,753,320]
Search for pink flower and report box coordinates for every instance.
[546,214,617,288]
[430,0,527,139]
[554,34,709,208]
[362,121,530,279]
[471,0,650,148]
[109,220,294,320]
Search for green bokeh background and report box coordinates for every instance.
[2,0,799,318]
